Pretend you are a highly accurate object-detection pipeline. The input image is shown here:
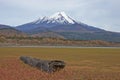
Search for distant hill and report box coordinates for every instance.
[0,24,12,29]
[0,24,120,47]
[0,24,27,37]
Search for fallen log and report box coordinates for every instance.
[20,56,66,73]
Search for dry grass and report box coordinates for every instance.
[0,47,120,80]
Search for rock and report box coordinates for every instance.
[20,56,66,73]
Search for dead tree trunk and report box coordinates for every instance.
[20,56,66,73]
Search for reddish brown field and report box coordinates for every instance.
[0,47,120,80]
[0,58,78,80]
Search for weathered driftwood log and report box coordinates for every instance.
[20,56,66,73]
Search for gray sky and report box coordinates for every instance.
[0,0,120,32]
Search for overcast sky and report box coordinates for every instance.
[0,0,120,32]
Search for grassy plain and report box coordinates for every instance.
[0,47,120,80]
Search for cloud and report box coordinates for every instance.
[0,0,80,11]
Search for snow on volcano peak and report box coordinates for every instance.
[34,12,76,24]
[49,12,75,24]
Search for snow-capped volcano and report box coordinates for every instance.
[15,12,120,42]
[34,12,76,25]
[16,11,105,33]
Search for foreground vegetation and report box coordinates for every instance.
[0,47,120,80]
